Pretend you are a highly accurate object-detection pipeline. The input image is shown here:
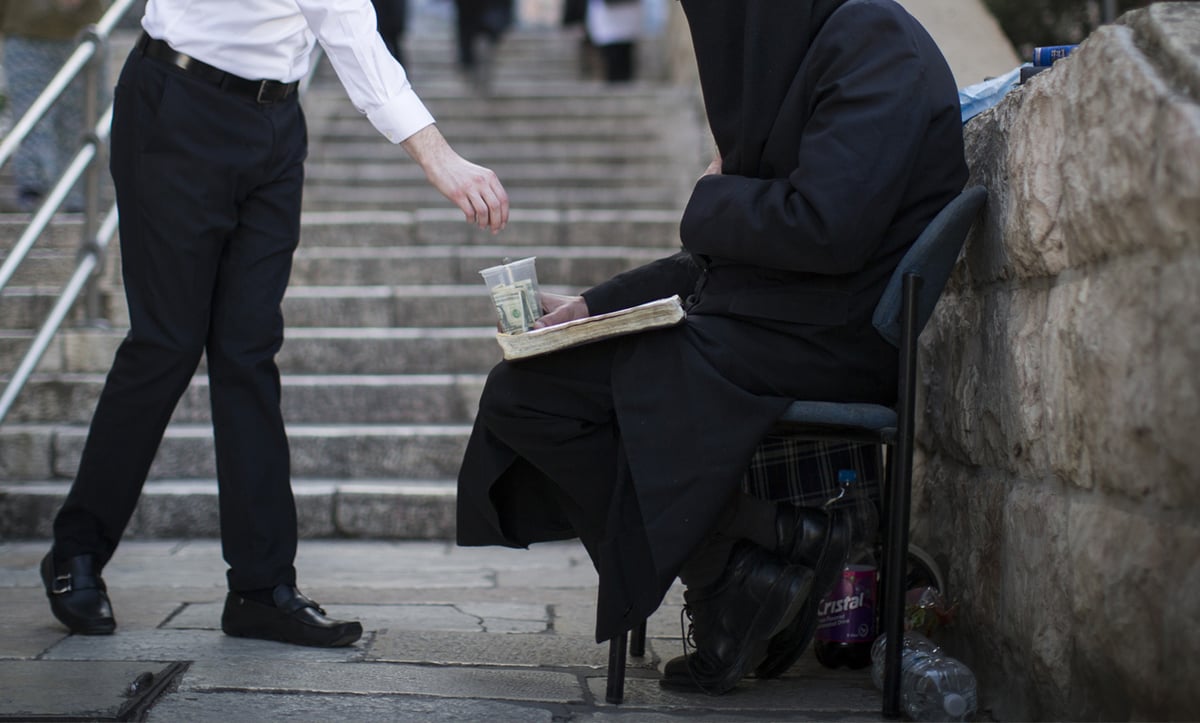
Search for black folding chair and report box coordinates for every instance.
[769,186,988,716]
[604,186,988,708]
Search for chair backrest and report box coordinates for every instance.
[871,186,988,348]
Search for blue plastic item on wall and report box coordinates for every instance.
[958,64,1028,124]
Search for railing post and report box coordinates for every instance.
[80,25,107,325]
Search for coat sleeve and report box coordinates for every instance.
[680,3,935,276]
[581,251,701,315]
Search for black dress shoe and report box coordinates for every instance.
[753,508,852,679]
[774,505,832,566]
[40,552,116,635]
[659,542,813,695]
[221,584,362,648]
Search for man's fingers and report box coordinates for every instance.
[481,187,509,232]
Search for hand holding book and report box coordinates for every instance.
[533,292,589,329]
[495,295,686,361]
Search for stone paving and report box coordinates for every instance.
[0,539,882,721]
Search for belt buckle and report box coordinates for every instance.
[52,573,73,595]
[255,81,272,104]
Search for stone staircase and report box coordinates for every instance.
[0,15,709,539]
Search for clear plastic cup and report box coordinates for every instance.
[480,256,542,334]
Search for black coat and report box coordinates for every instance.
[458,0,968,643]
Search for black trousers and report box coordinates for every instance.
[371,0,408,65]
[52,45,308,592]
[599,42,635,83]
[453,0,513,68]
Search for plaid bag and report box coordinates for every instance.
[741,436,882,511]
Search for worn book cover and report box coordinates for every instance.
[496,295,686,361]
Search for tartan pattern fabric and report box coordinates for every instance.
[741,436,882,510]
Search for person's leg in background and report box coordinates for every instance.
[3,36,72,211]
[599,40,634,82]
[371,0,407,66]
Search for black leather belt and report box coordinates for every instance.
[135,32,298,104]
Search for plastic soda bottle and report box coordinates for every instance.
[813,469,878,669]
[813,560,877,669]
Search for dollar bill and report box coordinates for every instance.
[492,285,530,333]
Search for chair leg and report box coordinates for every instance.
[605,629,629,704]
[631,620,646,657]
[880,273,922,718]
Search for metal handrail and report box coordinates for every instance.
[0,9,328,426]
[0,0,136,173]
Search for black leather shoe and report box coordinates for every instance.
[221,584,362,648]
[774,505,832,566]
[753,508,852,679]
[659,542,813,695]
[41,552,116,635]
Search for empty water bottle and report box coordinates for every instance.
[871,632,978,722]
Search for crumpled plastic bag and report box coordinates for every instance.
[905,585,959,637]
[959,64,1030,125]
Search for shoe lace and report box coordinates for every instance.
[676,604,721,697]
[680,604,697,650]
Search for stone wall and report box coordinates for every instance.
[915,3,1199,720]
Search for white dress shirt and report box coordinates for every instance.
[585,0,643,45]
[142,0,434,144]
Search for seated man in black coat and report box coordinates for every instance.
[457,0,968,693]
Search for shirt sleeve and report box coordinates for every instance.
[679,3,933,275]
[295,0,434,144]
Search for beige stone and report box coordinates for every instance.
[1067,499,1198,720]
[918,3,1200,718]
[1003,483,1072,718]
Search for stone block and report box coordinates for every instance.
[279,327,500,375]
[563,209,680,248]
[1065,498,1197,720]
[0,490,59,537]
[61,328,120,373]
[999,483,1072,718]
[0,430,55,481]
[1056,256,1169,503]
[334,484,456,538]
[147,691,554,723]
[298,210,416,247]
[178,659,585,703]
[0,661,183,721]
[1153,252,1200,513]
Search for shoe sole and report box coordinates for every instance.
[753,510,852,679]
[660,563,814,695]
[222,624,362,648]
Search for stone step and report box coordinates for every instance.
[0,243,672,292]
[299,208,682,247]
[302,184,685,211]
[0,479,458,539]
[0,326,505,375]
[306,159,678,187]
[0,209,682,251]
[310,138,677,165]
[0,422,472,481]
[315,115,670,144]
[4,373,487,425]
[313,89,695,125]
[2,284,499,330]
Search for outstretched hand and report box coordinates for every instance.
[402,125,510,233]
[534,292,589,329]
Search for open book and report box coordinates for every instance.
[496,295,686,361]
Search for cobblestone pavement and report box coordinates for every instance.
[1,539,882,721]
